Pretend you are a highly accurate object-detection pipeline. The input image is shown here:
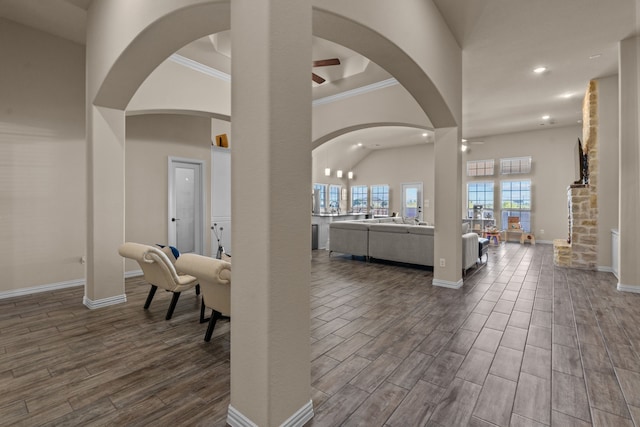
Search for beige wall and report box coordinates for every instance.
[596,75,619,269]
[128,59,231,117]
[462,125,581,242]
[124,114,213,272]
[314,125,586,245]
[313,144,436,222]
[0,19,86,292]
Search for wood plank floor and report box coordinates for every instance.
[2,243,640,426]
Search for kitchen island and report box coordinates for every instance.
[312,213,370,249]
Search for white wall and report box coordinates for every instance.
[462,125,581,243]
[0,19,86,292]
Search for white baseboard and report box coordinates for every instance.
[83,294,127,309]
[125,269,143,278]
[597,266,613,273]
[432,278,464,289]
[227,400,314,427]
[0,278,84,300]
[280,400,314,427]
[617,283,640,293]
[227,405,258,427]
[535,239,554,245]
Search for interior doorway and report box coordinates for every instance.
[168,157,204,254]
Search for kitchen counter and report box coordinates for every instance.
[311,213,370,249]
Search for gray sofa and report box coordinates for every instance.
[329,219,480,272]
[368,223,435,266]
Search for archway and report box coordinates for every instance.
[85,1,460,425]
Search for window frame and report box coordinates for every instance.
[466,159,495,177]
[313,183,327,211]
[500,179,532,232]
[466,181,495,219]
[328,184,341,210]
[370,184,390,216]
[500,156,532,175]
[350,185,368,213]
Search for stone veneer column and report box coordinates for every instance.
[568,186,598,268]
[554,80,599,269]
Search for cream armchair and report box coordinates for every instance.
[118,242,199,320]
[175,253,231,342]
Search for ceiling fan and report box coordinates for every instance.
[312,58,341,84]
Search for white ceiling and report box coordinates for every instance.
[433,0,637,140]
[1,0,637,153]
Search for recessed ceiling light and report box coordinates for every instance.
[533,66,547,74]
[560,92,573,99]
[461,139,467,143]
[422,133,428,137]
[542,115,550,120]
[357,142,363,147]
[589,54,602,60]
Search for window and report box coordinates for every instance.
[501,180,531,231]
[370,185,390,216]
[467,159,495,177]
[350,185,368,213]
[467,181,494,219]
[313,183,326,211]
[328,185,341,210]
[500,156,531,175]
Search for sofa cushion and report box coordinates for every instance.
[329,221,370,231]
[369,224,433,266]
[368,223,411,233]
[377,217,395,223]
[407,225,434,236]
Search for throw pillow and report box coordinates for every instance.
[156,244,180,263]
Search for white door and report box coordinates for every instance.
[401,182,423,221]
[168,158,204,254]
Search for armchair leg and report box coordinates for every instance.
[166,292,181,320]
[195,284,200,295]
[204,310,221,342]
[199,299,211,324]
[144,285,158,309]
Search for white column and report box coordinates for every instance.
[617,36,640,293]
[229,1,313,426]
[433,126,463,288]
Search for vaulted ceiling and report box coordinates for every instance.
[1,0,636,147]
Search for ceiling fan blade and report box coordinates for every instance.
[313,58,341,67]
[312,73,326,84]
